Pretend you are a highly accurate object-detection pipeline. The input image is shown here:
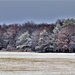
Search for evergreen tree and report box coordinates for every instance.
[16,31,32,52]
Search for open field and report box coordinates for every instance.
[0,52,75,75]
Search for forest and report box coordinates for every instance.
[0,19,75,53]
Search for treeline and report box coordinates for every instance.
[0,19,75,53]
[0,22,54,52]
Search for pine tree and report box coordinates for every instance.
[35,30,54,52]
[52,20,62,52]
[16,31,32,52]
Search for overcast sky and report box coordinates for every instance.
[0,0,75,24]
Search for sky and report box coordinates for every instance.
[0,0,75,24]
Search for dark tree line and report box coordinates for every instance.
[0,22,54,52]
[0,19,75,53]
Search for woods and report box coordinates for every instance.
[0,19,75,52]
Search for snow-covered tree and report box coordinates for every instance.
[16,31,32,52]
[52,20,63,52]
[35,30,54,52]
[63,18,75,27]
[53,19,75,52]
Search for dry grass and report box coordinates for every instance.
[0,53,75,75]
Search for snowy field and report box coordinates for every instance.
[0,52,75,75]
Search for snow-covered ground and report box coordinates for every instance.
[0,52,75,75]
[0,52,75,58]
